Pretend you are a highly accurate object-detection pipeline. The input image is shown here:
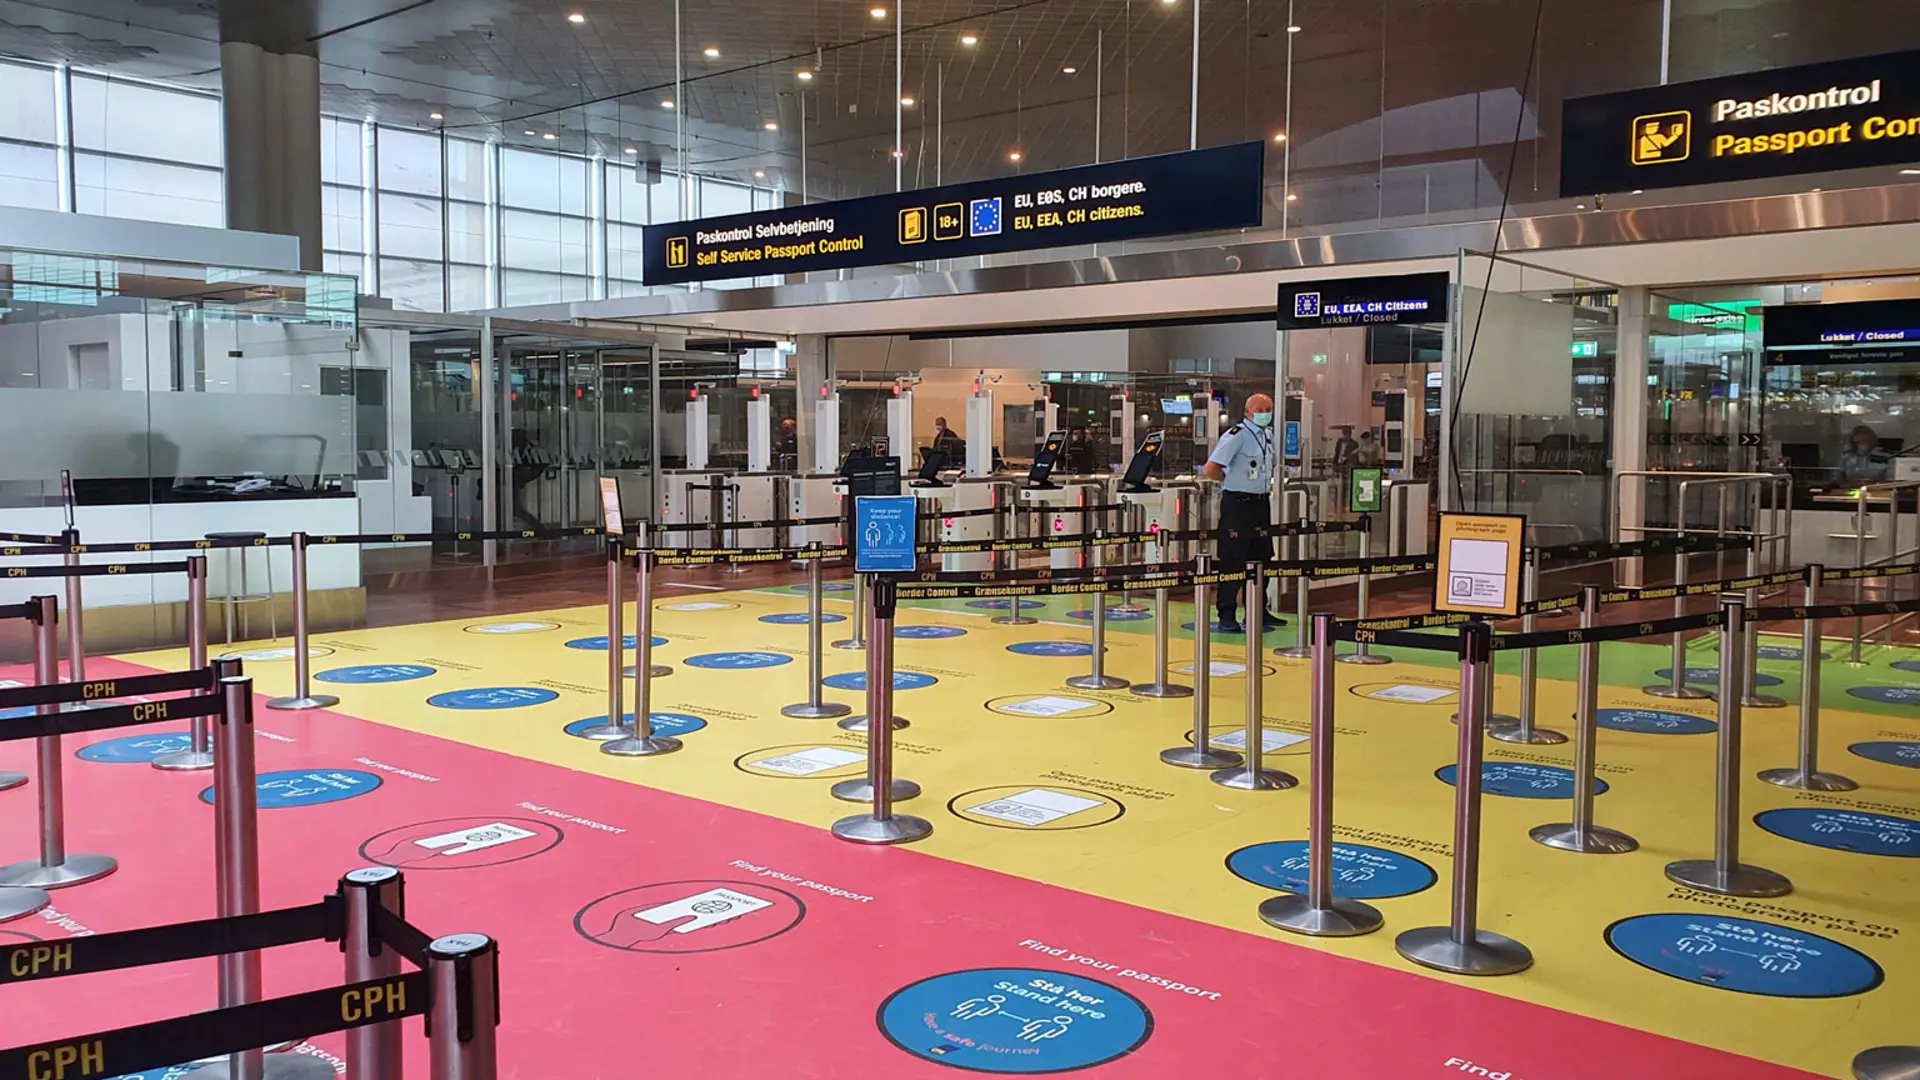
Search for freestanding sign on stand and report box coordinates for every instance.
[597,477,624,534]
[854,496,918,575]
[1350,467,1384,513]
[1433,512,1526,619]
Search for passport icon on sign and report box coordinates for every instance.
[969,197,1003,237]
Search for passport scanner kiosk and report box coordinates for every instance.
[1114,430,1196,562]
[788,382,847,549]
[1018,430,1107,570]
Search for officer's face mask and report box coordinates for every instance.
[1252,411,1274,428]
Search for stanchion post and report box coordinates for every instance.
[1760,565,1856,791]
[0,595,56,919]
[427,932,500,1080]
[1531,586,1638,854]
[832,576,932,842]
[0,595,116,890]
[1260,612,1382,936]
[1275,534,1312,659]
[1112,503,1147,613]
[60,528,85,686]
[1338,521,1391,666]
[1162,555,1238,768]
[578,538,632,740]
[154,556,216,770]
[1490,555,1565,744]
[785,543,851,719]
[1066,580,1129,690]
[1646,542,1709,699]
[1395,620,1533,976]
[1210,562,1297,791]
[834,571,869,650]
[342,867,405,1080]
[1740,542,1788,708]
[214,668,266,1080]
[265,533,338,712]
[1129,586,1192,698]
[1664,597,1793,898]
[604,531,681,758]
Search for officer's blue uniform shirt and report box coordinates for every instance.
[1208,421,1275,494]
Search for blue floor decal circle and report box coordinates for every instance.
[565,713,708,739]
[877,967,1152,1073]
[427,686,559,710]
[1756,807,1920,857]
[760,612,847,625]
[1436,761,1608,799]
[1757,645,1825,662]
[1892,659,1920,673]
[1007,641,1094,657]
[1181,621,1285,637]
[1067,607,1153,622]
[77,732,199,763]
[897,625,967,639]
[316,663,437,684]
[1605,913,1882,998]
[1656,667,1785,688]
[968,598,1044,611]
[1596,708,1716,735]
[1850,741,1920,768]
[1847,685,1920,706]
[685,651,794,670]
[200,769,382,809]
[789,582,854,593]
[1225,841,1436,900]
[564,635,669,650]
[824,671,937,691]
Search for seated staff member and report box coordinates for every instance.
[1202,393,1281,633]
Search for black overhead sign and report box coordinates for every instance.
[1276,272,1451,330]
[1562,48,1920,196]
[641,142,1265,286]
[1761,298,1920,366]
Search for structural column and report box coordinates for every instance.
[1613,286,1651,586]
[219,1,323,273]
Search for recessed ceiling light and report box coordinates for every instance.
[960,33,979,45]
[542,132,557,140]
[764,121,778,131]
[567,12,585,23]
[704,46,720,58]
[900,95,916,107]
[1286,192,1297,201]
[430,111,443,120]
[891,148,904,159]
[1902,168,1920,175]
[524,129,537,136]
[754,169,766,178]
[661,99,674,109]
[1575,202,1587,209]
[1631,188,1644,194]
[1008,150,1023,162]
[624,147,638,154]
[1272,132,1286,142]
[1287,24,1302,32]
[1062,66,1077,74]
[1160,0,1175,6]
[870,6,887,18]
[798,70,814,81]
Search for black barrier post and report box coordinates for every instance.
[265,534,338,713]
[1759,565,1858,791]
[1337,522,1393,667]
[1161,555,1239,769]
[1490,554,1566,745]
[0,595,116,891]
[343,868,405,1080]
[579,538,631,740]
[604,530,681,758]
[427,932,500,1080]
[1211,562,1297,791]
[1260,612,1383,937]
[831,576,932,844]
[154,556,217,771]
[784,543,852,720]
[1665,597,1793,899]
[1395,620,1533,976]
[1531,586,1638,855]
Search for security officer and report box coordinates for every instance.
[1202,393,1280,632]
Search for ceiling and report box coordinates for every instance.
[0,0,1912,202]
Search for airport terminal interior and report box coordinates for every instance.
[2,1,1920,1078]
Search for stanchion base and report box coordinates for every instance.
[1160,745,1242,769]
[151,748,216,771]
[838,714,910,731]
[831,639,867,651]
[623,665,670,678]
[1757,766,1859,792]
[1065,674,1130,690]
[1258,894,1384,937]
[185,1051,340,1078]
[1129,682,1193,699]
[1394,926,1533,976]
[1852,1046,1920,1080]
[1664,858,1793,898]
[1529,822,1639,854]
[0,853,116,889]
[574,722,631,741]
[1487,720,1570,745]
[990,615,1038,626]
[782,701,853,719]
[0,771,25,791]
[0,885,50,923]
[1209,765,1298,791]
[1273,646,1312,660]
[1335,652,1394,666]
[601,734,683,757]
[1450,711,1520,726]
[1644,684,1712,700]
[831,813,933,845]
[831,777,921,803]
[264,694,340,711]
[1741,693,1790,709]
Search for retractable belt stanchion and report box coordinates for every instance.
[990,512,1038,625]
[1531,585,1638,854]
[785,542,851,720]
[265,533,337,712]
[1852,1046,1920,1080]
[578,537,632,740]
[1260,612,1383,936]
[1162,555,1236,768]
[834,572,869,649]
[1112,504,1147,614]
[1490,555,1566,745]
[1740,542,1789,709]
[0,595,116,890]
[1395,620,1533,976]
[831,576,932,843]
[1275,523,1312,659]
[1664,597,1793,898]
[427,931,501,1079]
[342,867,405,1080]
[1337,521,1392,666]
[0,596,56,919]
[1211,561,1297,791]
[60,528,87,691]
[1759,565,1857,791]
[1647,540,1710,699]
[1129,571,1191,699]
[154,555,217,770]
[604,534,681,758]
[1066,531,1130,691]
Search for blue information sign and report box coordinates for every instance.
[1436,761,1608,799]
[565,713,708,740]
[855,495,918,573]
[316,664,437,685]
[1604,913,1882,998]
[427,687,559,710]
[1283,421,1301,458]
[1850,741,1920,769]
[1756,807,1920,857]
[1226,841,1437,900]
[877,967,1152,1073]
[1595,708,1716,735]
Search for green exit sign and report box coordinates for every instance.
[1311,353,1328,364]
[1570,341,1598,358]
